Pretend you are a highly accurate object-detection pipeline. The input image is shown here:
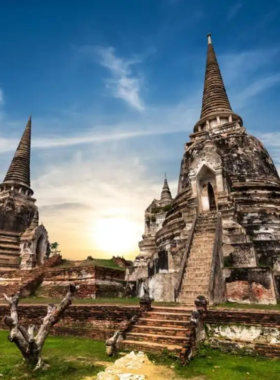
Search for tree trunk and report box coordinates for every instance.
[3,283,76,370]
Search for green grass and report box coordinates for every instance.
[215,301,280,311]
[150,347,280,380]
[1,331,279,380]
[0,330,113,379]
[57,258,125,271]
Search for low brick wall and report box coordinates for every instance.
[205,308,280,358]
[41,266,126,298]
[206,308,280,327]
[0,304,141,340]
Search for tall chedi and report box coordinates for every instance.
[0,117,49,270]
[128,34,280,305]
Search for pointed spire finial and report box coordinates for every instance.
[160,174,172,206]
[200,33,232,120]
[2,116,32,190]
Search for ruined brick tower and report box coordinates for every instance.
[0,117,49,270]
[128,34,280,305]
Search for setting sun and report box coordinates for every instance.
[93,217,139,254]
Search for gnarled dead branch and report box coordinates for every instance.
[3,283,76,370]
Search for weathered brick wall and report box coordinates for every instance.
[0,261,126,299]
[205,308,280,358]
[0,255,63,296]
[41,265,126,298]
[206,308,280,327]
[0,304,141,340]
[224,268,277,305]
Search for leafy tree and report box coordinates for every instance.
[49,242,61,256]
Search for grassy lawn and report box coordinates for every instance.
[0,330,279,380]
[151,347,280,380]
[57,258,125,271]
[0,330,113,380]
[214,302,280,311]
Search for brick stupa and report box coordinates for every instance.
[127,34,280,305]
[0,117,49,270]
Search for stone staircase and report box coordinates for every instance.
[0,231,21,270]
[121,306,195,355]
[179,212,217,305]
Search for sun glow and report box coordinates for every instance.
[93,217,139,254]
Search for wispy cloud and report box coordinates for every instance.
[236,73,280,104]
[96,47,144,112]
[1,43,280,260]
[0,88,4,105]
[227,3,242,20]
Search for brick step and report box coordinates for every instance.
[192,234,215,239]
[182,282,209,289]
[182,279,210,285]
[132,325,191,336]
[181,284,209,291]
[180,291,209,299]
[151,306,192,313]
[191,242,214,247]
[138,318,191,327]
[185,272,211,277]
[195,228,216,233]
[190,245,213,250]
[121,340,182,354]
[187,254,212,259]
[183,277,210,283]
[196,222,216,228]
[191,240,215,246]
[126,332,190,345]
[186,260,212,266]
[142,312,190,321]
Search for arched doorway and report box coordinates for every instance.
[197,165,217,213]
[207,182,216,210]
[36,235,46,266]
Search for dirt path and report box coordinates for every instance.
[83,351,206,380]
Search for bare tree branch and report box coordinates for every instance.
[3,284,76,370]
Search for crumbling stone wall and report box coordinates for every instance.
[0,304,141,340]
[0,196,37,233]
[40,265,126,299]
[205,308,280,357]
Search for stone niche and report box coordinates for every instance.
[20,224,49,270]
[147,272,177,302]
[188,141,224,214]
[224,267,277,304]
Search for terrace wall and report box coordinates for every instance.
[0,304,141,340]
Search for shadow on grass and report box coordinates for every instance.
[0,330,114,380]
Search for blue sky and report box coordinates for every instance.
[0,0,279,259]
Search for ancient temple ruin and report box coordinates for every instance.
[0,117,49,270]
[126,177,173,288]
[127,34,280,305]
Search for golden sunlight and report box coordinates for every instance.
[93,217,139,254]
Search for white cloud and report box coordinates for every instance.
[0,88,4,105]
[236,73,280,104]
[227,3,242,20]
[96,47,144,112]
[0,43,280,260]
